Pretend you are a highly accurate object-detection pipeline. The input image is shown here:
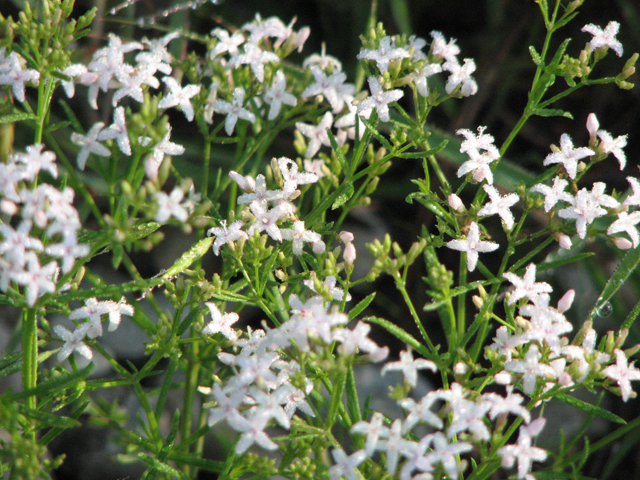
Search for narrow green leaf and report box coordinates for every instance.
[530,252,594,273]
[167,452,225,472]
[364,316,437,362]
[19,407,81,430]
[555,393,626,425]
[162,236,213,279]
[345,366,361,424]
[138,452,190,480]
[0,350,55,379]
[589,245,640,321]
[531,107,574,119]
[0,112,37,124]
[348,292,376,321]
[326,369,347,428]
[176,307,202,337]
[621,298,640,330]
[332,183,355,210]
[12,364,94,401]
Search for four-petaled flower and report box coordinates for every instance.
[203,302,240,341]
[280,220,321,255]
[603,349,640,401]
[446,221,499,272]
[158,76,201,122]
[381,347,437,387]
[212,87,257,136]
[502,263,552,305]
[357,76,403,122]
[208,220,248,255]
[357,36,410,74]
[71,122,111,170]
[263,71,297,120]
[296,111,333,158]
[478,184,519,230]
[607,211,640,248]
[582,21,623,57]
[543,133,594,179]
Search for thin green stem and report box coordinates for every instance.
[21,307,38,442]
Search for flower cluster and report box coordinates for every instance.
[0,145,88,306]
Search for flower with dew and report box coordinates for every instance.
[582,21,623,57]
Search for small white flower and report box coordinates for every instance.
[54,323,93,362]
[158,76,201,122]
[71,122,111,170]
[582,21,623,57]
[543,133,594,179]
[446,222,499,272]
[202,302,239,341]
[478,184,519,230]
[357,76,403,122]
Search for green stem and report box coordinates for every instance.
[21,307,38,442]
[182,335,200,478]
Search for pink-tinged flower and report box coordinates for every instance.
[301,66,353,113]
[504,344,556,394]
[71,122,111,171]
[381,347,436,387]
[212,87,257,136]
[426,432,473,479]
[54,323,93,362]
[608,211,640,248]
[603,349,640,401]
[357,77,404,122]
[143,125,185,180]
[483,386,531,424]
[502,263,552,305]
[357,36,410,74]
[14,252,58,307]
[443,58,478,96]
[247,201,289,242]
[582,21,623,57]
[296,111,334,158]
[558,186,608,239]
[237,174,284,207]
[158,76,201,122]
[478,184,519,230]
[227,412,278,454]
[208,220,248,255]
[210,27,245,59]
[202,302,239,341]
[597,130,628,170]
[430,31,461,63]
[498,418,548,479]
[586,113,599,139]
[446,222,499,272]
[412,62,443,97]
[543,133,594,179]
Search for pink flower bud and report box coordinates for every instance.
[293,27,311,52]
[339,231,354,243]
[448,193,464,211]
[312,240,326,254]
[229,171,255,192]
[557,289,575,313]
[343,242,356,265]
[557,234,572,250]
[586,113,599,139]
[453,362,468,375]
[613,236,633,249]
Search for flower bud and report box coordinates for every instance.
[343,242,356,267]
[454,362,468,375]
[313,240,326,254]
[339,231,354,243]
[448,193,465,212]
[494,371,512,385]
[556,233,572,250]
[586,113,599,139]
[611,236,633,250]
[557,289,575,313]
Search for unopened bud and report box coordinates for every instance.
[615,328,629,349]
[494,371,512,385]
[453,362,468,375]
[586,113,599,139]
[556,233,572,250]
[340,231,354,243]
[448,193,464,212]
[343,242,356,266]
[472,295,484,310]
[613,236,633,249]
[557,289,575,313]
[313,240,326,254]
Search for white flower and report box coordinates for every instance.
[608,211,640,248]
[504,344,555,394]
[229,42,279,82]
[154,187,189,223]
[623,177,640,207]
[277,157,318,199]
[357,76,403,122]
[478,184,519,230]
[212,87,256,136]
[296,111,333,158]
[202,302,239,341]
[597,130,628,170]
[329,448,367,480]
[443,58,477,96]
[71,122,111,171]
[357,36,410,73]
[543,133,594,179]
[263,71,297,120]
[98,107,131,155]
[430,31,461,63]
[603,349,640,401]
[498,418,548,479]
[280,220,321,255]
[530,176,573,212]
[446,222,499,272]
[0,50,40,103]
[582,21,623,57]
[381,347,436,387]
[54,323,93,362]
[502,263,552,305]
[158,76,201,122]
[208,220,248,255]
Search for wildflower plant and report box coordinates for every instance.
[1,0,640,479]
